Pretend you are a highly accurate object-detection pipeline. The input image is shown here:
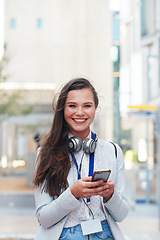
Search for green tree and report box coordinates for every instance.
[0,44,33,119]
[0,91,33,120]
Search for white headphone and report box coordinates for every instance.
[68,132,98,154]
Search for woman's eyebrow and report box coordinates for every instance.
[85,102,93,104]
[66,101,93,104]
[65,101,76,104]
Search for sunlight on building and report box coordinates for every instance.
[0,155,8,168]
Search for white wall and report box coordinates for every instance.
[4,0,113,140]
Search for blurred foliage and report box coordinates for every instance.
[0,91,33,120]
[0,44,8,82]
[0,44,33,119]
[124,150,139,163]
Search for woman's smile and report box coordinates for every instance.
[72,118,87,123]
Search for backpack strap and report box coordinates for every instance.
[110,142,117,159]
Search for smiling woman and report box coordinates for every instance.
[33,77,129,240]
[64,88,96,140]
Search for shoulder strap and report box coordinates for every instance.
[110,142,117,159]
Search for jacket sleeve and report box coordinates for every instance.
[34,185,81,229]
[103,144,129,222]
[34,149,81,229]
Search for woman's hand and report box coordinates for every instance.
[70,177,107,199]
[98,180,115,201]
[70,178,115,201]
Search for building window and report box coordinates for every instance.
[141,0,147,37]
[112,11,120,42]
[37,18,42,28]
[141,0,155,37]
[10,19,16,28]
[155,0,160,31]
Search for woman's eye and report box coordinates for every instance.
[69,104,76,107]
[84,105,91,108]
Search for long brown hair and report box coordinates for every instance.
[33,77,99,196]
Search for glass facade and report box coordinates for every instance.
[112,11,120,144]
[159,38,160,87]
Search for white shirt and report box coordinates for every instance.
[64,140,106,228]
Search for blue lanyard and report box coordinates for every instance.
[70,131,95,202]
[70,151,94,180]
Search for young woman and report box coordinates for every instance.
[33,78,129,240]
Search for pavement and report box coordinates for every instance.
[0,176,38,240]
[0,176,160,240]
[119,203,160,240]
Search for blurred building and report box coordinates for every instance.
[112,11,121,145]
[0,0,113,170]
[120,0,160,161]
[120,0,160,202]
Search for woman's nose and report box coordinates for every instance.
[76,106,84,115]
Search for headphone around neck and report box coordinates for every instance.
[68,132,98,154]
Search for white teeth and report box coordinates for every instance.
[74,119,85,122]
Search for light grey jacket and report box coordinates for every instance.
[34,139,129,240]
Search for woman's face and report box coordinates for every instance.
[64,88,96,140]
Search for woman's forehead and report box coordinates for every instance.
[66,88,94,102]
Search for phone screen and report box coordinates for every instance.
[92,170,111,182]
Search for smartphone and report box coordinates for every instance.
[91,170,111,182]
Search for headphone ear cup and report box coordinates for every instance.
[90,139,97,153]
[68,136,82,152]
[83,138,97,154]
[94,133,98,143]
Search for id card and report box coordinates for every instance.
[81,218,102,235]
